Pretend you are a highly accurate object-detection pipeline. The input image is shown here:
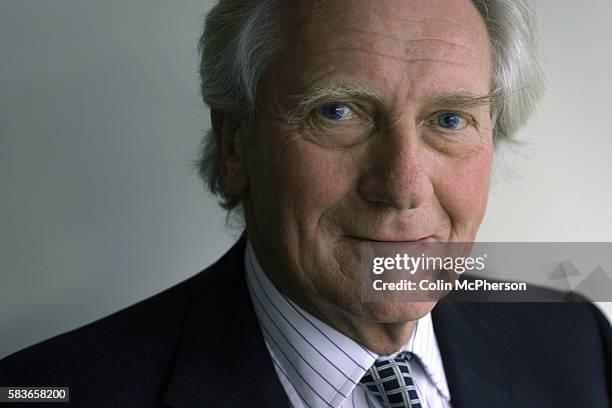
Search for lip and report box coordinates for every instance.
[347,235,436,243]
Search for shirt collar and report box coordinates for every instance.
[398,312,451,400]
[244,238,450,407]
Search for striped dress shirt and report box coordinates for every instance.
[244,239,452,408]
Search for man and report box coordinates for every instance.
[1,0,610,407]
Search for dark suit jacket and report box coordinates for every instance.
[1,236,610,407]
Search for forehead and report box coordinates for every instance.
[272,0,492,100]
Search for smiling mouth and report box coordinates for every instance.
[348,235,436,243]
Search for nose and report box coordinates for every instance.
[358,124,433,211]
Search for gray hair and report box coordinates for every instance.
[196,0,545,212]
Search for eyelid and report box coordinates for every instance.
[436,110,473,121]
[320,103,355,120]
[315,101,368,120]
[425,110,476,129]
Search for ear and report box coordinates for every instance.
[211,109,248,198]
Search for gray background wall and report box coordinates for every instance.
[1,0,611,358]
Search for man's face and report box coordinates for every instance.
[239,0,493,323]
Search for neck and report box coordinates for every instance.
[301,299,418,356]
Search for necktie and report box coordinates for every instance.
[360,351,422,408]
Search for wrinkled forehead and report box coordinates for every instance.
[283,0,489,46]
[274,0,492,94]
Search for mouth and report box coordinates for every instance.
[347,235,436,243]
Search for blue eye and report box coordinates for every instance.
[436,112,467,129]
[320,103,355,121]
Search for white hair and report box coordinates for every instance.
[196,0,545,211]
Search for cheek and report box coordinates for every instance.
[284,147,354,216]
[433,147,493,226]
[253,133,357,235]
[250,135,362,289]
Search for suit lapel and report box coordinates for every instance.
[432,301,529,408]
[162,236,289,408]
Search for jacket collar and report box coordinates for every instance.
[162,235,289,408]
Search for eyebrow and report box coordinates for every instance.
[423,91,498,110]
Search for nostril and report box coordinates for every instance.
[358,165,434,212]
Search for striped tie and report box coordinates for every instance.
[360,351,422,408]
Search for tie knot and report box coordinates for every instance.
[360,351,422,408]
